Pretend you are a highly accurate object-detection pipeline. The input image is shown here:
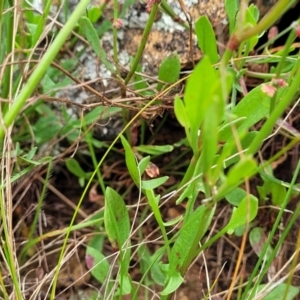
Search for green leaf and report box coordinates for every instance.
[174,95,190,129]
[184,56,218,152]
[25,147,38,160]
[249,283,299,300]
[78,16,115,73]
[157,53,181,91]
[150,259,167,286]
[195,16,219,64]
[226,195,258,234]
[88,234,105,251]
[85,246,110,283]
[225,0,239,34]
[249,227,274,260]
[168,204,215,277]
[120,135,141,187]
[201,94,224,177]
[104,187,131,293]
[218,155,257,198]
[104,187,130,249]
[219,85,275,142]
[87,6,102,23]
[138,156,150,175]
[66,158,90,179]
[225,187,247,206]
[135,145,174,155]
[141,176,169,190]
[163,215,183,227]
[271,182,287,206]
[118,274,132,294]
[161,271,184,296]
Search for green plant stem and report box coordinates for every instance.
[0,270,8,300]
[124,2,160,85]
[236,0,296,43]
[274,28,297,78]
[0,188,23,299]
[275,30,296,78]
[245,70,285,80]
[253,27,298,121]
[0,0,91,141]
[246,61,300,155]
[258,23,294,52]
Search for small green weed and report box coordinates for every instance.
[1,0,300,299]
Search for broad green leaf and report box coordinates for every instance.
[78,16,115,73]
[32,114,62,144]
[163,215,183,227]
[104,187,131,293]
[138,156,150,175]
[168,204,215,276]
[247,4,260,23]
[142,176,169,190]
[118,273,132,294]
[157,53,181,91]
[249,227,274,260]
[87,6,102,23]
[26,0,51,46]
[201,95,224,177]
[225,0,239,34]
[195,16,219,64]
[226,195,258,234]
[88,234,105,251]
[184,56,217,129]
[104,187,130,249]
[271,182,287,206]
[121,135,141,187]
[225,187,247,206]
[151,260,167,286]
[249,283,299,300]
[161,271,184,296]
[242,5,259,51]
[174,95,190,129]
[85,246,110,283]
[135,145,173,155]
[66,158,90,178]
[217,155,257,198]
[184,56,219,152]
[219,85,275,142]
